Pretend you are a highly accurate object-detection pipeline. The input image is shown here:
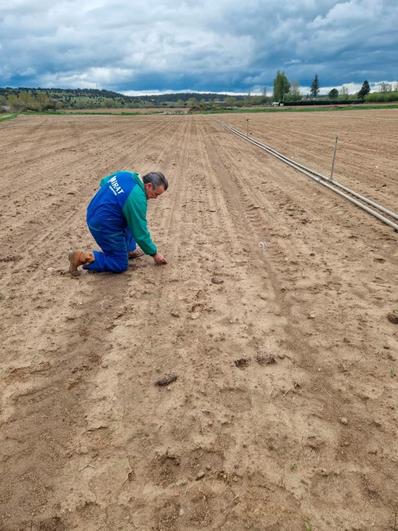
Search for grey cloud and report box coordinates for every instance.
[0,0,397,91]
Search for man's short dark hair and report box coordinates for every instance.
[142,171,168,191]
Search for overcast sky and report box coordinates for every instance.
[0,0,397,94]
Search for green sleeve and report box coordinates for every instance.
[122,187,157,256]
[100,173,116,187]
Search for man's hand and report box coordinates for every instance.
[153,252,167,265]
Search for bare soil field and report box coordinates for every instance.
[66,107,186,114]
[226,109,398,210]
[0,111,397,530]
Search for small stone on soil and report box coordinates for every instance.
[234,358,250,369]
[211,276,224,285]
[155,374,177,387]
[387,312,398,324]
[256,354,276,365]
[340,417,348,425]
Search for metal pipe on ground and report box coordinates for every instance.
[220,121,398,233]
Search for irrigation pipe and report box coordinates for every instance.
[221,121,398,233]
[232,125,398,222]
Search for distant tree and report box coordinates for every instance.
[7,92,34,111]
[187,97,198,107]
[310,74,320,97]
[273,71,290,101]
[187,97,200,111]
[35,91,52,111]
[357,80,370,99]
[339,85,349,97]
[289,81,301,99]
[225,96,237,107]
[328,88,339,99]
[250,95,264,105]
[379,82,392,92]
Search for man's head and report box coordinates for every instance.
[142,171,168,199]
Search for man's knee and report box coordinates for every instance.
[113,264,128,273]
[111,256,128,273]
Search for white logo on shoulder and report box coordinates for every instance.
[109,176,124,196]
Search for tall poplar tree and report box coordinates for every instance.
[273,71,290,101]
[310,74,320,97]
[358,80,370,98]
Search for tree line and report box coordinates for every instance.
[272,72,398,103]
[0,87,249,112]
[1,78,398,113]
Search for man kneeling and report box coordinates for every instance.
[69,170,168,275]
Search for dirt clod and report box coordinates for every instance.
[256,354,277,365]
[234,358,250,369]
[156,373,178,387]
[387,312,398,324]
[0,255,22,263]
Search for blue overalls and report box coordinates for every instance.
[83,171,157,273]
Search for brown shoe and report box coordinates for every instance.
[68,250,94,275]
[128,248,144,259]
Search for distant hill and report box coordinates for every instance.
[2,86,397,113]
[0,87,246,110]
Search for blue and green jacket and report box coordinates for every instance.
[87,170,157,256]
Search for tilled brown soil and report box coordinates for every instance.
[0,112,397,530]
[226,109,398,210]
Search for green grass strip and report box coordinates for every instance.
[0,113,18,122]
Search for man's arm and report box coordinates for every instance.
[122,187,158,256]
